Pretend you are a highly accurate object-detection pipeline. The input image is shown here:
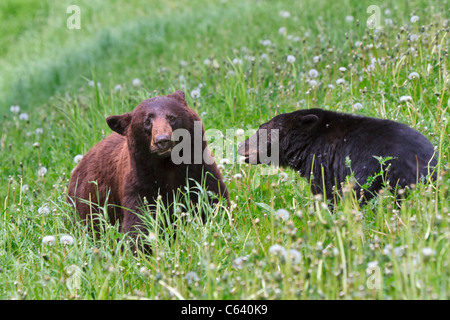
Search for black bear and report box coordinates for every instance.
[68,90,229,241]
[238,108,437,203]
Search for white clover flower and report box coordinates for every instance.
[336,78,346,85]
[410,15,419,23]
[308,69,319,78]
[339,67,347,72]
[275,209,290,221]
[42,235,56,246]
[287,55,296,63]
[38,205,50,215]
[185,271,200,284]
[422,247,436,257]
[269,244,287,257]
[35,128,44,134]
[19,113,29,121]
[279,10,291,18]
[113,84,123,91]
[60,235,74,245]
[73,154,84,164]
[278,27,287,35]
[38,166,47,177]
[233,173,243,179]
[10,105,20,114]
[345,15,354,22]
[353,102,363,110]
[400,95,413,102]
[22,184,29,193]
[203,58,211,66]
[408,72,420,80]
[287,249,301,264]
[132,78,141,86]
[190,88,201,99]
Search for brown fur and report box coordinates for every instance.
[68,91,228,239]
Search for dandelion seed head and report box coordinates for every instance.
[10,105,20,114]
[400,95,413,102]
[132,78,141,86]
[287,55,296,63]
[38,205,50,215]
[422,247,435,256]
[38,166,47,177]
[353,103,363,110]
[60,235,74,245]
[190,88,201,99]
[309,80,318,88]
[74,154,84,164]
[185,271,199,284]
[308,69,319,78]
[410,15,419,23]
[275,209,290,221]
[408,72,420,80]
[287,249,302,264]
[278,27,287,35]
[19,113,29,121]
[269,244,287,257]
[279,10,291,18]
[42,235,56,246]
[233,173,243,179]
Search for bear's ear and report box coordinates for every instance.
[106,113,132,135]
[298,114,319,126]
[167,90,186,104]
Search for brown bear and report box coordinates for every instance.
[68,90,229,241]
[238,108,437,203]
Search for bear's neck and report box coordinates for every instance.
[126,139,185,177]
[280,133,329,180]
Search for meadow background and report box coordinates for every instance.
[0,0,449,300]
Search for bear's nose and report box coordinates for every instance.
[154,134,171,150]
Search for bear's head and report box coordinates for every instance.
[106,90,201,158]
[237,109,321,166]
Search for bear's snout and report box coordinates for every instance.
[237,137,259,164]
[155,134,171,150]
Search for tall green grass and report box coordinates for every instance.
[0,0,449,299]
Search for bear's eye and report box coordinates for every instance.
[144,118,152,127]
[167,114,177,122]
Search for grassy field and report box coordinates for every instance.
[0,0,449,300]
